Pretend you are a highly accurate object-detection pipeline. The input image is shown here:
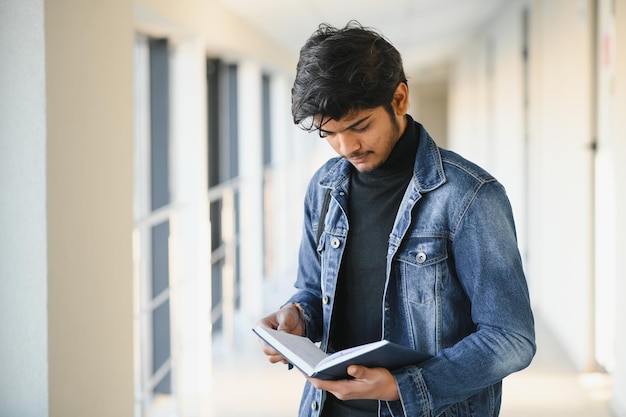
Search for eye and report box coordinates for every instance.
[352,123,369,133]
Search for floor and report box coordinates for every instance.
[499,317,613,417]
[210,315,614,417]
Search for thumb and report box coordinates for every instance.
[347,365,368,380]
[276,305,302,333]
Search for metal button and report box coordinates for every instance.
[311,401,318,411]
[322,295,330,304]
[330,237,341,248]
[416,252,427,263]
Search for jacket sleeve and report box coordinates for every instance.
[387,180,536,417]
[283,170,328,343]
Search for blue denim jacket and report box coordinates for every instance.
[286,121,536,417]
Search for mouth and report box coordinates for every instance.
[348,153,370,164]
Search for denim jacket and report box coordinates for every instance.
[286,120,536,417]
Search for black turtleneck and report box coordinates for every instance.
[323,117,418,417]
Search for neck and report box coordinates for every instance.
[396,113,408,137]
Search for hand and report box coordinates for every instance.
[256,304,306,365]
[307,365,400,401]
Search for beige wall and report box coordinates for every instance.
[410,78,449,148]
[45,0,135,416]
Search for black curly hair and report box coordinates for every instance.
[291,21,407,132]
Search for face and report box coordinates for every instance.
[315,84,409,172]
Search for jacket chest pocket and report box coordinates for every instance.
[393,236,449,304]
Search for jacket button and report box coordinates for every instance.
[322,295,330,304]
[311,401,318,410]
[416,252,427,263]
[330,237,341,248]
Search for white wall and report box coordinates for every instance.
[595,0,619,377]
[169,37,212,416]
[0,1,49,415]
[529,0,596,371]
[238,61,266,320]
[449,0,598,371]
[448,35,491,171]
[449,2,626,412]
[610,2,626,414]
[448,2,528,263]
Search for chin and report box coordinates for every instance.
[353,162,379,172]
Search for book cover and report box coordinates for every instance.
[253,326,431,380]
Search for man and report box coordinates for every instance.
[257,21,535,417]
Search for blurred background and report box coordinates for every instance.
[0,0,625,416]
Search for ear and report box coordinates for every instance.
[391,82,409,116]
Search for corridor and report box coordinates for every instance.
[2,1,625,416]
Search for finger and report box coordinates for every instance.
[306,378,353,401]
[256,317,279,330]
[267,353,288,364]
[276,321,292,332]
[305,376,327,390]
[259,340,278,356]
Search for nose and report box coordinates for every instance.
[334,132,360,156]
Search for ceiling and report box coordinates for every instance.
[217,0,507,75]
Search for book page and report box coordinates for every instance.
[317,340,387,369]
[253,327,328,375]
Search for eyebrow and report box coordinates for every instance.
[319,114,372,135]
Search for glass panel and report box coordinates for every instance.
[151,221,169,298]
[149,38,170,210]
[211,259,223,331]
[210,199,222,252]
[152,300,171,387]
[234,191,241,308]
[154,370,171,394]
[207,58,220,189]
[262,73,272,166]
[227,64,239,180]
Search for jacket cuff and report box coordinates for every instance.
[387,366,432,417]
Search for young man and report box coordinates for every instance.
[257,22,536,417]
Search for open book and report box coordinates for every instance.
[253,326,431,380]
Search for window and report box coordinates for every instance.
[261,73,274,277]
[207,58,241,340]
[133,35,174,415]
